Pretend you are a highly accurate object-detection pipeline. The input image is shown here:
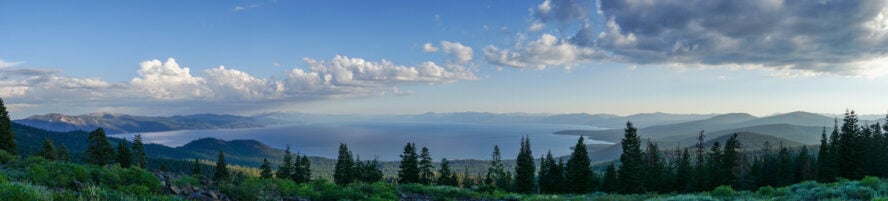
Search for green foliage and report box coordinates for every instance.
[174,175,200,186]
[214,150,229,181]
[0,182,48,201]
[538,150,564,194]
[116,140,131,168]
[259,158,273,179]
[277,145,294,179]
[486,145,511,191]
[38,138,57,160]
[419,146,435,185]
[710,185,736,197]
[131,134,147,168]
[0,98,17,155]
[333,143,354,185]
[514,136,535,193]
[618,121,643,194]
[85,128,115,165]
[398,142,420,184]
[0,149,17,164]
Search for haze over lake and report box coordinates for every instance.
[113,122,610,161]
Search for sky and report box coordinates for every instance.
[1,0,888,119]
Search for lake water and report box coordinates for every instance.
[112,121,610,161]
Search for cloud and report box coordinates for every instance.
[234,3,263,11]
[484,34,607,69]
[0,55,475,115]
[528,21,545,32]
[422,43,439,52]
[488,0,888,77]
[130,58,211,100]
[440,41,474,64]
[0,60,23,68]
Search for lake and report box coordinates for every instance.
[112,121,611,161]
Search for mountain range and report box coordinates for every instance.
[14,113,273,134]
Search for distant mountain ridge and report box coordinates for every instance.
[15,112,267,134]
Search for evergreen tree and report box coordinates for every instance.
[360,157,383,183]
[486,145,510,190]
[777,145,793,186]
[539,151,563,194]
[618,122,644,194]
[296,154,312,183]
[277,145,294,179]
[214,150,229,181]
[837,110,862,179]
[38,138,57,160]
[132,134,147,168]
[438,158,457,186]
[334,143,354,185]
[260,158,273,179]
[567,136,592,193]
[693,130,706,191]
[816,127,834,182]
[85,128,115,165]
[0,98,16,155]
[419,146,435,185]
[722,133,742,187]
[603,162,619,193]
[796,146,814,181]
[398,142,420,184]
[514,136,535,194]
[642,140,665,192]
[192,158,202,175]
[116,140,132,168]
[675,148,692,193]
[57,144,70,162]
[705,141,722,190]
[538,154,549,193]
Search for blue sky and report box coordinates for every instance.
[1,0,887,119]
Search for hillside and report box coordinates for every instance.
[703,132,805,150]
[15,113,267,134]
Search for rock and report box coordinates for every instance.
[169,185,181,195]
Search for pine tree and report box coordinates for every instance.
[816,127,834,182]
[85,128,115,165]
[693,130,706,191]
[486,145,510,190]
[642,140,664,192]
[38,138,58,160]
[277,145,294,179]
[58,144,70,162]
[116,140,132,168]
[603,162,619,193]
[618,122,644,194]
[334,143,354,185]
[514,136,535,194]
[360,157,382,183]
[132,134,147,168]
[438,158,456,186]
[777,145,793,186]
[398,142,420,184]
[538,154,549,193]
[192,158,202,175]
[539,151,563,194]
[0,98,16,155]
[706,141,722,189]
[293,153,304,182]
[838,110,862,180]
[296,154,312,183]
[675,148,692,193]
[722,133,742,187]
[567,136,592,193]
[260,158,273,179]
[214,150,229,181]
[419,146,435,185]
[796,146,814,181]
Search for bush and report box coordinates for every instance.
[757,186,776,196]
[710,185,736,197]
[174,175,201,186]
[0,182,52,201]
[0,149,17,165]
[860,176,881,189]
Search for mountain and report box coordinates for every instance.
[556,111,851,147]
[536,113,620,125]
[15,113,267,134]
[586,112,719,129]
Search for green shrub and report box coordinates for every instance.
[175,175,201,186]
[0,183,40,201]
[757,186,776,196]
[25,160,88,188]
[710,185,735,197]
[120,167,162,193]
[0,149,17,165]
[860,176,881,189]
